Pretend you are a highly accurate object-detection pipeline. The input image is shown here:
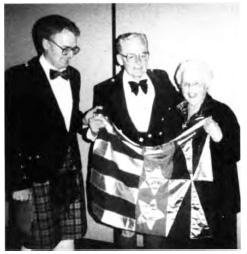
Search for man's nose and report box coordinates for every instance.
[134,55,143,64]
[67,49,74,58]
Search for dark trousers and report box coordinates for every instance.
[114,229,165,249]
[114,229,136,249]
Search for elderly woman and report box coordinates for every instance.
[173,59,240,249]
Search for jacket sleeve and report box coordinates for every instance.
[210,102,240,215]
[81,83,107,142]
[69,68,85,135]
[210,103,240,164]
[5,67,32,196]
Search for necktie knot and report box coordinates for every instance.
[50,69,70,80]
[128,79,148,95]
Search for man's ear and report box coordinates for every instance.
[42,38,49,51]
[116,54,124,66]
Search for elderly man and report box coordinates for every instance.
[84,32,182,248]
[6,15,87,250]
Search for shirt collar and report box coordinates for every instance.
[123,70,149,84]
[39,54,66,80]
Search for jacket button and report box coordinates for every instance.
[147,133,152,138]
[139,137,144,142]
[159,131,163,136]
[161,117,165,122]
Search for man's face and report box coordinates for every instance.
[181,69,208,107]
[43,29,78,70]
[117,37,149,80]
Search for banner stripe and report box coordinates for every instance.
[94,139,144,176]
[91,201,136,231]
[96,129,143,158]
[90,168,139,204]
[89,184,136,218]
[173,117,208,145]
[91,155,140,187]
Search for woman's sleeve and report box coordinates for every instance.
[211,104,240,163]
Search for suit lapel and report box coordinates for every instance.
[68,67,80,132]
[28,57,68,131]
[146,69,163,132]
[68,67,79,106]
[110,71,138,132]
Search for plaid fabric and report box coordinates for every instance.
[26,172,86,250]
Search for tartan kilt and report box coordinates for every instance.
[25,171,87,250]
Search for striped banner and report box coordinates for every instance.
[88,118,213,239]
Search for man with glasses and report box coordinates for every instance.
[84,32,182,248]
[5,15,87,250]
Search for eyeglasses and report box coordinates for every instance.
[48,39,80,55]
[182,82,205,88]
[119,52,149,63]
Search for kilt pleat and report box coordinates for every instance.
[26,172,86,250]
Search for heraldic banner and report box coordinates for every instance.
[88,117,214,239]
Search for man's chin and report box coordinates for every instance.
[58,63,69,70]
[133,72,145,79]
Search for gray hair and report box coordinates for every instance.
[174,59,214,87]
[115,32,148,54]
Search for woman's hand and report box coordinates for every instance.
[203,116,223,142]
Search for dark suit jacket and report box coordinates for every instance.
[5,57,84,193]
[92,69,182,146]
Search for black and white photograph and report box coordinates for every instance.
[3,1,246,251]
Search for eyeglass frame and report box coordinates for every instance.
[181,82,206,89]
[119,51,150,63]
[48,39,80,56]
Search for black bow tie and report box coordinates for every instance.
[128,79,148,95]
[50,69,70,80]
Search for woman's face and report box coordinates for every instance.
[180,69,208,108]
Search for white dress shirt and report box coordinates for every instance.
[123,71,155,132]
[39,55,73,131]
[87,70,156,141]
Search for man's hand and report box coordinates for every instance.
[203,116,223,142]
[12,189,32,201]
[82,106,103,125]
[88,113,108,136]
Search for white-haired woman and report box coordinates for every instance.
[172,59,240,249]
